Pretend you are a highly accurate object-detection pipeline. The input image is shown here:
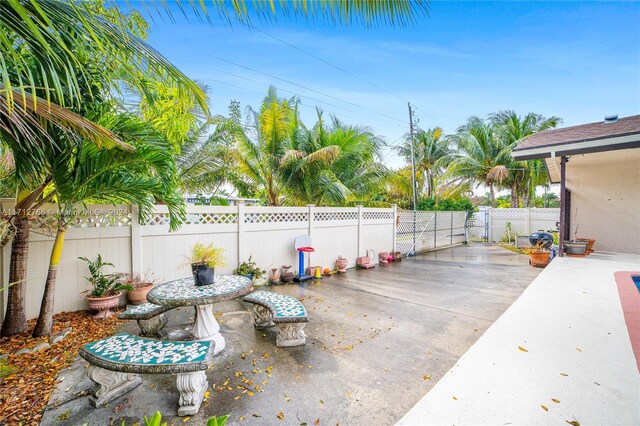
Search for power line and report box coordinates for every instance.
[244,23,408,104]
[211,56,407,127]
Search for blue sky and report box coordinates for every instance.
[137,1,639,169]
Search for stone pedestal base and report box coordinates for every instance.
[276,323,306,347]
[87,365,142,407]
[193,304,224,355]
[253,305,275,329]
[176,371,208,416]
[137,314,167,338]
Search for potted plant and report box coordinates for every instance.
[336,256,348,273]
[121,272,157,305]
[233,256,266,284]
[80,255,131,319]
[576,237,596,253]
[564,240,588,256]
[526,241,550,268]
[187,243,226,286]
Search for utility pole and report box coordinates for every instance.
[408,103,417,256]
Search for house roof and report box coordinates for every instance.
[512,115,640,160]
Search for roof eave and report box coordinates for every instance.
[512,134,640,160]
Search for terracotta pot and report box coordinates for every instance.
[392,251,402,262]
[270,267,280,283]
[336,257,348,273]
[281,265,294,283]
[87,291,122,319]
[528,252,550,268]
[378,251,389,264]
[127,283,153,305]
[576,238,596,252]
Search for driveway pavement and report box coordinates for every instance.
[42,244,540,425]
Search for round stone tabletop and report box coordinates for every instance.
[147,275,253,308]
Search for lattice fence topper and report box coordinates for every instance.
[146,212,237,226]
[314,212,358,221]
[244,212,308,224]
[31,209,132,231]
[362,211,394,220]
[490,209,527,217]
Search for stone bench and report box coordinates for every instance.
[118,303,169,338]
[243,290,308,347]
[80,333,214,416]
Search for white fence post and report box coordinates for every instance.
[307,204,315,266]
[237,201,246,262]
[392,204,397,252]
[131,205,142,274]
[488,208,494,242]
[357,205,363,257]
[525,208,531,236]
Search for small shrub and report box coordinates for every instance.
[233,256,266,279]
[187,243,226,269]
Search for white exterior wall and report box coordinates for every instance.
[565,148,640,254]
[0,203,395,321]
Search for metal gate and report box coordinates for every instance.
[396,210,468,255]
[465,209,489,243]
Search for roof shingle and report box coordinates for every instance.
[513,115,640,151]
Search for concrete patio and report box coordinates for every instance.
[399,251,640,425]
[41,244,540,425]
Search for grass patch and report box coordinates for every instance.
[0,359,16,379]
[498,243,528,255]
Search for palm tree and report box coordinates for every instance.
[444,116,510,208]
[396,127,452,198]
[0,0,427,336]
[232,87,299,205]
[489,110,561,207]
[280,111,387,206]
[32,111,185,337]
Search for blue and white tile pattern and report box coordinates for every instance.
[247,291,307,317]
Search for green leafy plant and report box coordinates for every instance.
[140,412,228,426]
[233,256,266,279]
[188,243,226,268]
[207,415,229,426]
[79,255,131,298]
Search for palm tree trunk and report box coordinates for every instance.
[510,183,518,208]
[489,184,496,208]
[1,215,30,337]
[33,227,66,337]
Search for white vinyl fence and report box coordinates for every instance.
[487,208,560,242]
[395,210,468,254]
[0,201,396,321]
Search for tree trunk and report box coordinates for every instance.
[33,228,66,337]
[489,184,496,208]
[510,184,518,208]
[1,216,31,337]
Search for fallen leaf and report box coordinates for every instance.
[182,416,190,422]
[518,346,529,352]
[576,348,582,352]
[252,413,261,417]
[452,396,458,400]
[277,412,285,420]
[247,391,255,397]
[560,373,568,376]
[203,390,211,401]
[566,421,580,426]
[541,405,548,412]
[315,419,320,425]
[422,375,431,380]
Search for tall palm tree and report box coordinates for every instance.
[489,110,561,207]
[32,111,184,337]
[443,116,510,208]
[232,87,299,205]
[396,127,452,198]
[280,111,386,206]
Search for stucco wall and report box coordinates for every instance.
[565,148,640,254]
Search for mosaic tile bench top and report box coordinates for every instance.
[119,303,168,320]
[147,275,252,308]
[80,333,214,373]
[243,290,308,321]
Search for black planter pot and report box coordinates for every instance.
[192,263,215,286]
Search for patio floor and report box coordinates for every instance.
[41,244,540,425]
[399,251,640,425]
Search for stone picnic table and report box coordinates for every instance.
[147,275,253,355]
